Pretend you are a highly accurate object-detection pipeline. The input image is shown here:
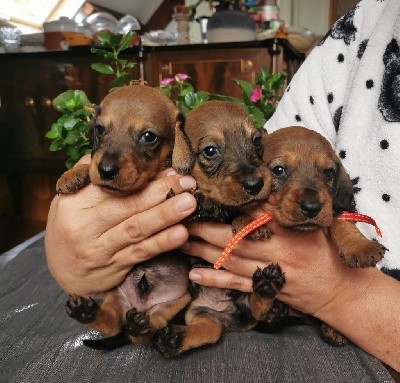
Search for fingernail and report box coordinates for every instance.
[175,194,195,213]
[166,169,177,176]
[179,175,196,190]
[189,271,201,283]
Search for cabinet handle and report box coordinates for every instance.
[160,63,171,73]
[25,97,35,107]
[42,97,52,108]
[242,60,254,72]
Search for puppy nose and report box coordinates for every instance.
[242,177,264,196]
[300,200,322,218]
[98,160,119,180]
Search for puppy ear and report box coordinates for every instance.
[332,163,354,213]
[88,106,100,152]
[172,113,195,173]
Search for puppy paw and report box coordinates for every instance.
[340,240,386,268]
[264,300,289,325]
[253,264,285,298]
[153,325,184,357]
[232,216,272,241]
[56,164,90,194]
[66,295,98,323]
[123,308,150,337]
[320,323,349,346]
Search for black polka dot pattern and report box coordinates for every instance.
[366,79,374,89]
[327,93,334,103]
[310,96,314,105]
[380,139,389,149]
[295,114,301,122]
[338,53,344,62]
[333,106,343,132]
[382,194,391,202]
[339,150,346,159]
[357,39,368,58]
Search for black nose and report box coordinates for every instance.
[300,200,322,218]
[98,160,119,180]
[242,177,264,196]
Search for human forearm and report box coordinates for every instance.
[315,267,400,372]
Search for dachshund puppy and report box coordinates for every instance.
[56,84,177,195]
[259,126,386,345]
[153,100,286,357]
[56,84,192,348]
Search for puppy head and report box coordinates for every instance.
[88,84,178,194]
[263,126,354,230]
[173,100,270,207]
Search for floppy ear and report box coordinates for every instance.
[172,113,195,174]
[332,162,355,214]
[88,106,101,152]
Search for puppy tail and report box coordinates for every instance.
[83,332,131,350]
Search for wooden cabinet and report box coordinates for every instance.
[144,39,303,98]
[0,39,303,252]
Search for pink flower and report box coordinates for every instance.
[175,73,190,81]
[160,77,175,86]
[250,86,262,102]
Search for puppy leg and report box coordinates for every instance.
[251,264,286,320]
[66,292,123,336]
[56,164,90,194]
[329,219,386,268]
[320,322,349,346]
[124,294,191,345]
[153,314,223,357]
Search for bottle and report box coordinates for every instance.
[262,0,280,30]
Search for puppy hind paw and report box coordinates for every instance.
[264,300,289,325]
[123,308,151,337]
[153,325,184,357]
[319,323,349,346]
[253,264,285,298]
[66,295,98,323]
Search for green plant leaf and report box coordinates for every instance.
[119,31,136,51]
[111,73,132,87]
[91,63,114,74]
[49,138,65,151]
[96,32,111,45]
[90,48,114,60]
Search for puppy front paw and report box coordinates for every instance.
[253,264,285,298]
[153,325,184,357]
[66,295,98,323]
[56,164,90,194]
[340,240,386,268]
[232,216,272,241]
[123,308,150,337]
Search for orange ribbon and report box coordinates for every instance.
[214,211,382,270]
[337,212,382,237]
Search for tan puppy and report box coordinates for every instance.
[260,126,386,345]
[56,84,192,348]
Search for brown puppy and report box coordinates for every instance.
[56,84,192,348]
[56,84,177,195]
[153,100,285,357]
[260,126,386,345]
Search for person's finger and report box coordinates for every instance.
[182,238,266,277]
[112,224,190,267]
[189,268,253,293]
[99,192,196,254]
[91,174,196,230]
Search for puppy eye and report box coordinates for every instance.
[141,131,158,144]
[272,165,287,178]
[203,146,219,159]
[252,134,262,148]
[323,168,335,180]
[95,124,105,136]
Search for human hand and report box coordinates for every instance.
[183,219,368,317]
[45,155,197,297]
